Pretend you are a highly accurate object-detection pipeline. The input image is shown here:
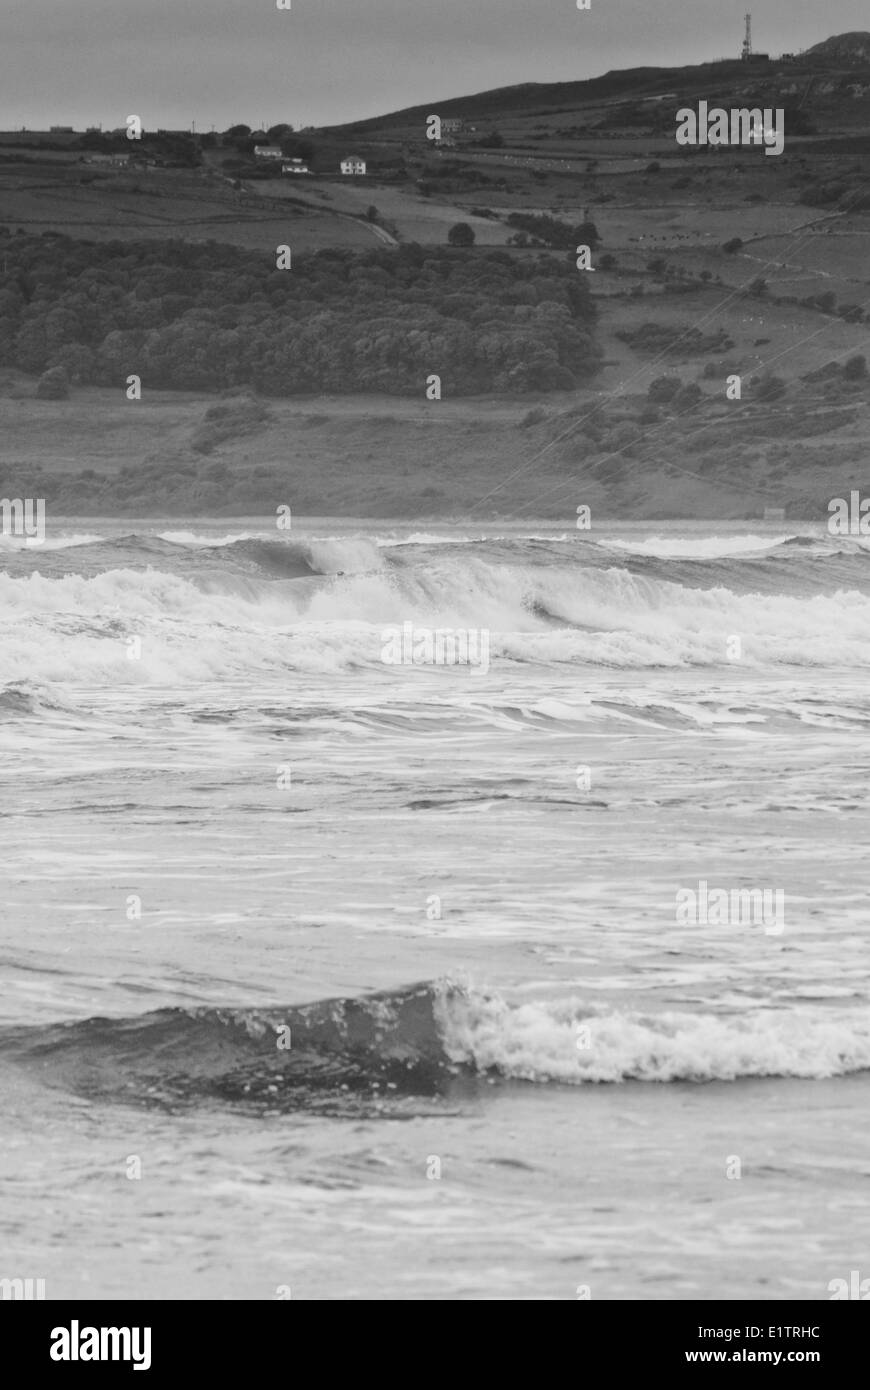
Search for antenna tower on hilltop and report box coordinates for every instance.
[741,13,753,61]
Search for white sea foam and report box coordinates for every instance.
[437,987,870,1083]
[157,530,261,547]
[1,556,869,684]
[0,531,103,550]
[604,534,797,559]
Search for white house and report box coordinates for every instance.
[282,158,310,174]
[253,145,283,160]
[340,156,366,175]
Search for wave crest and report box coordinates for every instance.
[4,982,868,1112]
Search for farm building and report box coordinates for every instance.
[340,156,366,175]
[282,159,310,174]
[253,145,283,160]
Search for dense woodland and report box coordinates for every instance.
[0,234,601,396]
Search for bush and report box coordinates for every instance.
[753,374,787,402]
[36,367,69,399]
[447,222,475,247]
[648,375,682,404]
[674,383,703,411]
[722,238,743,254]
[844,354,867,381]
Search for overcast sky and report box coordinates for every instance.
[2,0,867,131]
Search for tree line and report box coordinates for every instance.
[0,234,602,395]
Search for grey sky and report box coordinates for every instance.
[1,0,866,131]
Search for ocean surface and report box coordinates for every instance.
[1,518,869,1300]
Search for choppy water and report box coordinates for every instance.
[1,519,868,1299]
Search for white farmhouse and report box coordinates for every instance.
[340,156,366,175]
[282,158,310,174]
[253,145,283,160]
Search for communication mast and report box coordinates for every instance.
[741,13,753,61]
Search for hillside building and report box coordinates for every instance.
[282,158,310,174]
[253,145,283,159]
[340,156,366,174]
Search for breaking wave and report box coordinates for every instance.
[1,529,869,683]
[4,982,869,1114]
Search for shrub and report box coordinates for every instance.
[674,382,703,411]
[447,222,475,247]
[753,374,787,402]
[36,367,69,399]
[648,375,682,404]
[844,354,867,381]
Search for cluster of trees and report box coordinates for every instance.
[617,322,733,356]
[506,213,600,251]
[0,233,602,395]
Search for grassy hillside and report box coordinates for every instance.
[2,369,866,522]
[2,36,870,517]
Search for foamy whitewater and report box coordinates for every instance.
[1,518,868,1300]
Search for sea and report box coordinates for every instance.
[1,517,868,1300]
